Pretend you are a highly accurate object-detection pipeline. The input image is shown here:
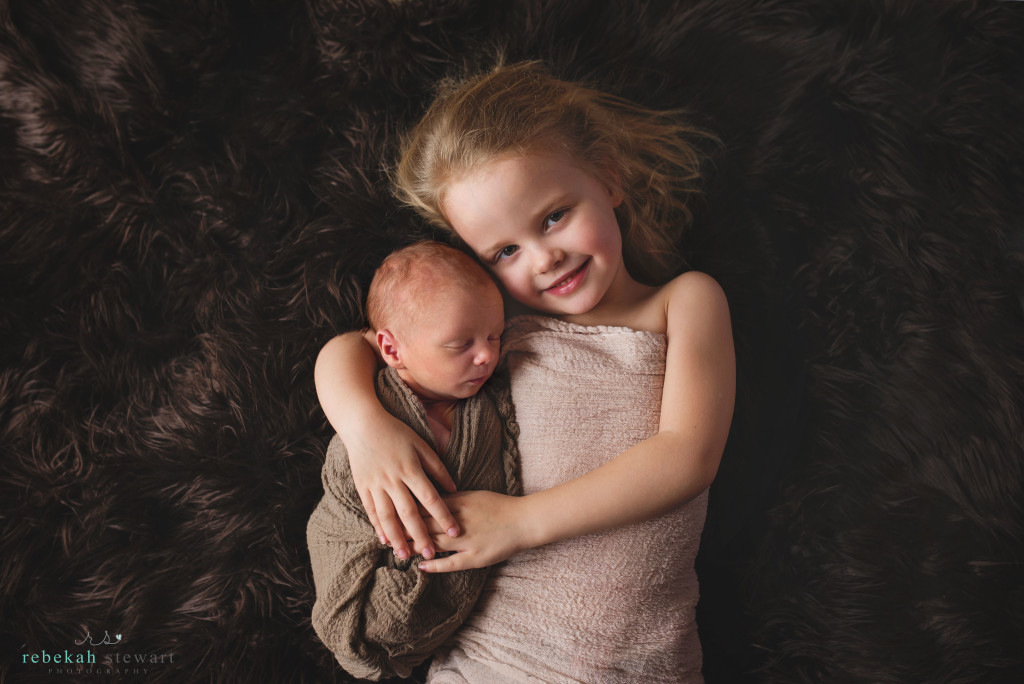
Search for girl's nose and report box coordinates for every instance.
[533,246,565,274]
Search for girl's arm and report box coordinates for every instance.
[419,272,734,572]
[315,332,460,560]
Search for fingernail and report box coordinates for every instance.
[418,563,427,571]
[447,526,459,537]
[422,547,434,560]
[397,549,409,560]
[379,535,387,545]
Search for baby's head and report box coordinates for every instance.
[366,241,504,401]
[393,61,705,286]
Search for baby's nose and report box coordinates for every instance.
[474,344,495,366]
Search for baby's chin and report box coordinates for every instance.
[416,378,491,402]
[446,380,489,399]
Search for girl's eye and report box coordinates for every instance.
[544,209,568,229]
[495,245,519,262]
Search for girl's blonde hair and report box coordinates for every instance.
[393,61,711,285]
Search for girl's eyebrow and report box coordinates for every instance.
[535,193,571,225]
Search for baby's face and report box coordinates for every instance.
[394,284,504,401]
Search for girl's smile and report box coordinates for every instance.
[543,258,590,296]
[441,150,635,319]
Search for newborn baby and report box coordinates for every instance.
[306,240,520,680]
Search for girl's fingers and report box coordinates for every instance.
[408,478,460,539]
[387,486,436,560]
[418,553,463,574]
[373,492,411,559]
[416,445,457,493]
[423,517,446,535]
[429,532,459,553]
[356,487,387,545]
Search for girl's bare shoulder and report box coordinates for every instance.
[659,271,731,339]
[583,271,728,336]
[662,270,727,304]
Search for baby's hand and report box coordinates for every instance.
[417,491,530,573]
[348,410,459,560]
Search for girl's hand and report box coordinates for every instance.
[349,409,459,561]
[417,491,531,573]
[315,332,459,559]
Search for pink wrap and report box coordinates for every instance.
[429,315,708,683]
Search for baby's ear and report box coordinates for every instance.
[376,330,404,369]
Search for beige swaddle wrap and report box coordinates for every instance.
[429,315,708,684]
[307,366,520,681]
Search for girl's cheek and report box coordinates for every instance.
[514,278,536,302]
[497,273,521,295]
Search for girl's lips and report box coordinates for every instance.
[544,259,590,296]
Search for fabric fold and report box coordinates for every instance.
[307,366,520,681]
[429,315,708,683]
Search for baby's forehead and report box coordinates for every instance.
[392,268,497,317]
[397,265,470,300]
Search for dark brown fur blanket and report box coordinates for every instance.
[2,1,1022,682]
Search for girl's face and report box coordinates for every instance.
[442,150,626,317]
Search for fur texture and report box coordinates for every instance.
[2,0,1022,682]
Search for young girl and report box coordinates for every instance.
[315,62,734,682]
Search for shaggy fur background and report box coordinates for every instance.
[2,0,1023,682]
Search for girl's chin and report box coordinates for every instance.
[536,293,599,317]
